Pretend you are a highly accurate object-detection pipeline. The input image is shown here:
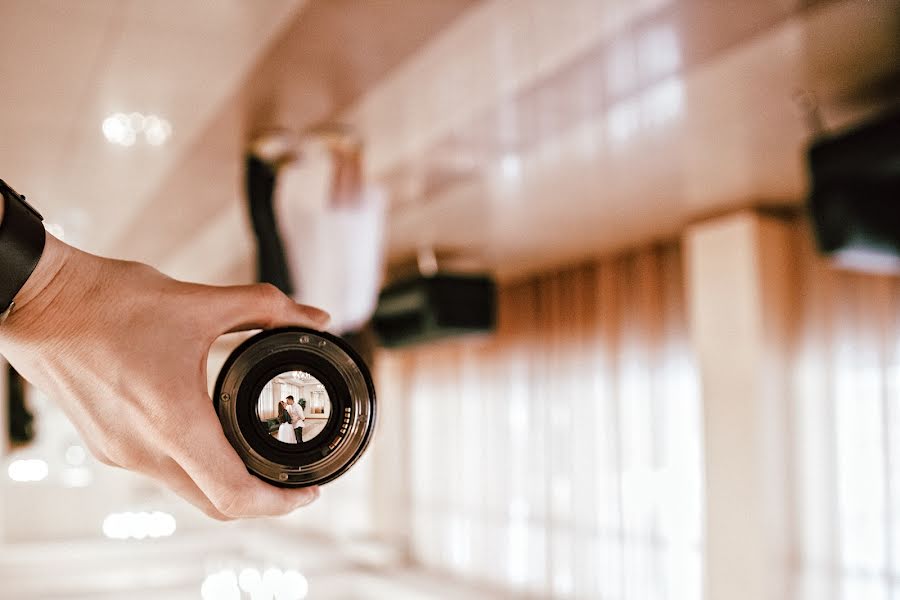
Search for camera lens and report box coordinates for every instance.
[213,327,376,487]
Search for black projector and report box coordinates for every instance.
[372,274,497,348]
[807,108,900,270]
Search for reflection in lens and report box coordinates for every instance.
[256,370,331,444]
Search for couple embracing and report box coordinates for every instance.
[276,395,305,444]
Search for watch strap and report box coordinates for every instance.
[0,179,46,323]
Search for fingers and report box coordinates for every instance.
[86,436,234,521]
[147,457,232,521]
[202,283,330,334]
[171,415,319,519]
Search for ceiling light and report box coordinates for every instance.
[102,511,176,540]
[65,444,86,466]
[500,154,521,181]
[7,459,48,482]
[102,113,130,144]
[239,568,262,593]
[229,566,308,600]
[202,570,240,600]
[102,112,172,147]
[262,568,283,592]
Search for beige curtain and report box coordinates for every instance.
[377,243,703,599]
[791,223,900,600]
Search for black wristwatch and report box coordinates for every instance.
[0,179,46,324]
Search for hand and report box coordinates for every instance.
[0,235,330,520]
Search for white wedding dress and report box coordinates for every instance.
[274,152,386,334]
[277,421,297,444]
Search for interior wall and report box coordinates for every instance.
[375,242,704,598]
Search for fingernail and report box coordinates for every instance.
[297,303,328,322]
[312,309,331,328]
[296,486,319,507]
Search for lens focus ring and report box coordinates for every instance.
[213,327,376,487]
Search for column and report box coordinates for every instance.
[684,210,795,600]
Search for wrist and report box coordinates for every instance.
[0,234,74,332]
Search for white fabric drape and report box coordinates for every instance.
[378,244,703,598]
[791,224,900,600]
[274,145,387,334]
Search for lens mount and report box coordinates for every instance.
[213,327,376,487]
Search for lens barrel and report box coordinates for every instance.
[213,327,376,487]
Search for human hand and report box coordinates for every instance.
[0,235,330,520]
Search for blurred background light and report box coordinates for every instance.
[7,459,49,483]
[102,511,176,540]
[239,568,262,593]
[102,112,171,146]
[101,112,130,145]
[64,444,87,466]
[204,567,306,600]
[201,570,241,600]
[500,154,521,181]
[262,568,282,592]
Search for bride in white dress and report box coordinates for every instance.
[276,401,297,444]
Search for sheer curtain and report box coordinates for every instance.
[791,224,900,600]
[378,244,703,599]
[258,381,276,420]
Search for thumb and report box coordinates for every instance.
[204,283,330,334]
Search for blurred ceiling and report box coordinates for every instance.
[0,0,309,252]
[2,0,898,284]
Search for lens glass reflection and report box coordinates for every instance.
[257,370,331,444]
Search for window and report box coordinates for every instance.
[792,232,900,600]
[387,246,704,598]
